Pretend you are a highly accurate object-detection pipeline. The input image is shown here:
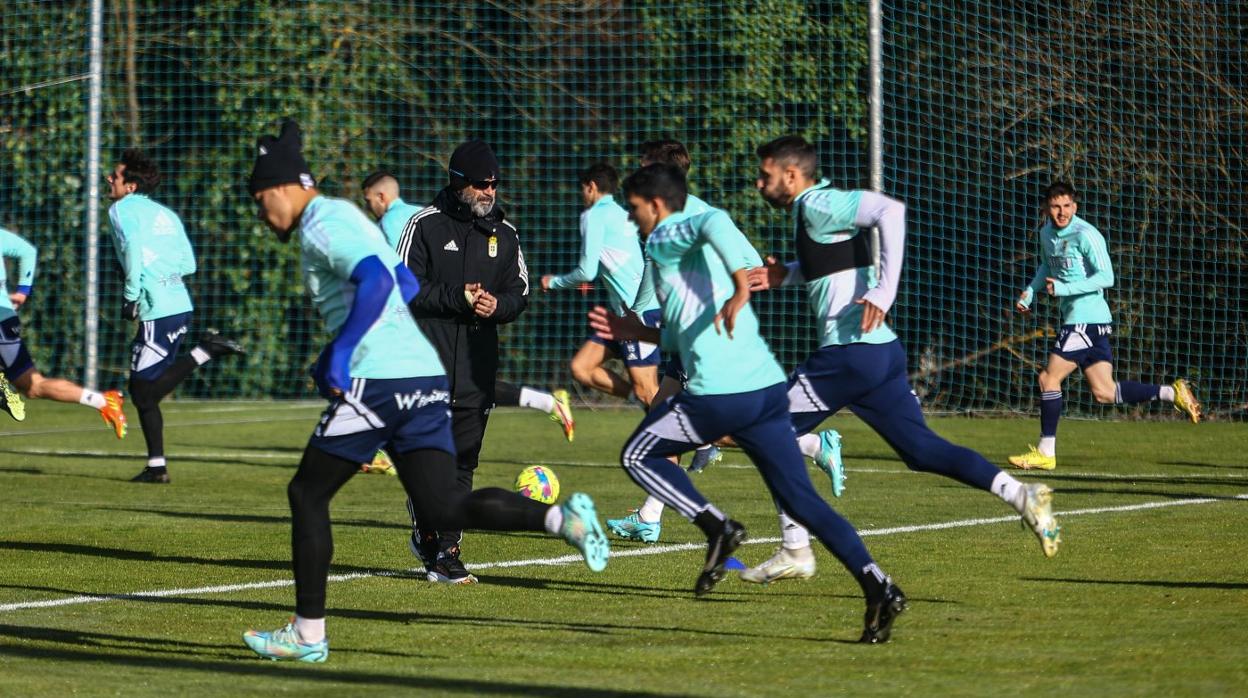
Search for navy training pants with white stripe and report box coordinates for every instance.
[788,340,999,491]
[620,382,876,574]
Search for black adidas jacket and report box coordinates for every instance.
[396,187,529,408]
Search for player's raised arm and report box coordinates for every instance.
[546,207,603,291]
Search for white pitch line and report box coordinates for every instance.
[1,494,1243,614]
[0,414,316,438]
[0,447,299,461]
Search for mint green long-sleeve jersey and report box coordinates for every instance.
[0,227,37,323]
[108,194,196,321]
[1017,214,1113,325]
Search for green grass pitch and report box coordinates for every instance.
[0,401,1245,696]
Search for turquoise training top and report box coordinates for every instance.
[298,195,443,379]
[789,181,902,347]
[631,193,762,317]
[549,194,657,315]
[378,197,423,251]
[108,194,196,321]
[0,227,36,323]
[644,208,786,396]
[1017,214,1113,325]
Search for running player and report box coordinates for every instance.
[1009,181,1201,470]
[606,140,844,545]
[591,162,905,643]
[541,162,660,408]
[107,149,244,483]
[0,224,127,435]
[741,135,1061,586]
[242,120,608,662]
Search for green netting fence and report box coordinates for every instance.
[1,1,1243,419]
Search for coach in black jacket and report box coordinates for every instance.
[396,139,529,583]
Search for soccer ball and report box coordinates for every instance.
[514,465,559,504]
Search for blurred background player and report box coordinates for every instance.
[0,224,127,435]
[541,162,660,408]
[745,135,1061,584]
[395,139,573,584]
[1011,181,1201,470]
[592,163,905,643]
[361,169,422,250]
[107,149,245,484]
[242,120,607,663]
[605,139,844,544]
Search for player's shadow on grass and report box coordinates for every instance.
[1020,577,1248,591]
[467,571,756,602]
[96,506,411,531]
[0,540,402,577]
[0,447,292,470]
[346,607,862,645]
[166,442,307,454]
[0,636,693,696]
[0,466,43,475]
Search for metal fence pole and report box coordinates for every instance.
[83,0,103,388]
[868,0,883,266]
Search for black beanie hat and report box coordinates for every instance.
[248,119,315,195]
[447,139,499,188]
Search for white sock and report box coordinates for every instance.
[1158,385,1175,402]
[1037,436,1056,457]
[637,495,665,523]
[544,505,564,535]
[147,457,167,469]
[797,433,821,459]
[191,346,212,365]
[778,510,812,550]
[519,387,556,413]
[991,471,1027,512]
[294,615,325,644]
[79,389,107,410]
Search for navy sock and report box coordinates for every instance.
[1116,380,1160,404]
[1040,391,1062,438]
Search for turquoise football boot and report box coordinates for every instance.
[243,620,328,663]
[606,510,662,543]
[561,492,609,572]
[813,429,846,497]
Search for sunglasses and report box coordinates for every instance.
[469,178,500,191]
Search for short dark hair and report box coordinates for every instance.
[756,135,818,179]
[622,163,687,212]
[639,139,691,174]
[1044,180,1077,203]
[362,169,396,190]
[120,149,160,193]
[578,162,618,194]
